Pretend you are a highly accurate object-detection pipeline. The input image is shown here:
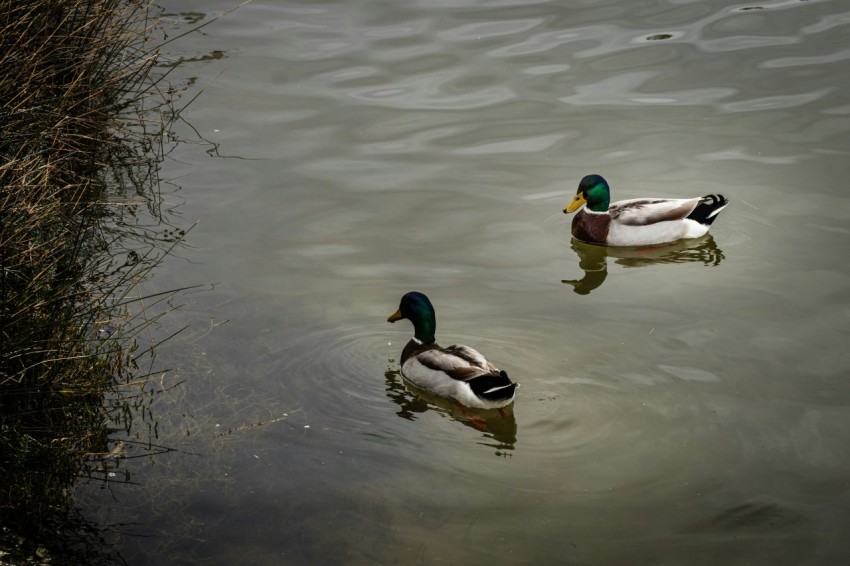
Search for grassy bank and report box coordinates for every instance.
[0,0,182,556]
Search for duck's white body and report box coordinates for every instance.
[400,340,515,410]
[591,197,720,246]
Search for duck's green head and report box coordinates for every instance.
[387,291,436,344]
[564,174,610,213]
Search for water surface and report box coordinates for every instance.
[79,0,850,563]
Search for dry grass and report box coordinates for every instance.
[0,0,186,554]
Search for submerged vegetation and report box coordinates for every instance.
[0,0,187,557]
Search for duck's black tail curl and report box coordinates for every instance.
[688,194,729,226]
[470,371,517,402]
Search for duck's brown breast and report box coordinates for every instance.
[401,339,434,365]
[571,209,610,245]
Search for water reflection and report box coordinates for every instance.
[384,369,517,456]
[562,236,724,295]
[90,0,850,561]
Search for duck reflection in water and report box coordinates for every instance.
[384,369,517,456]
[562,235,725,295]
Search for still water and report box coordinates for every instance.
[79,0,850,563]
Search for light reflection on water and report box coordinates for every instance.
[76,0,850,563]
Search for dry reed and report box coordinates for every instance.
[0,0,185,556]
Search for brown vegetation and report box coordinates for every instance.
[0,0,183,553]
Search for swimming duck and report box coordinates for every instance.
[563,174,729,247]
[387,292,517,410]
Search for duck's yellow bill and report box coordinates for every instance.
[387,309,402,323]
[564,193,586,214]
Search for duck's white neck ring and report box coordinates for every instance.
[411,337,423,345]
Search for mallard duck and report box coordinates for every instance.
[563,174,729,247]
[387,292,517,410]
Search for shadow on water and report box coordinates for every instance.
[384,369,517,457]
[562,236,725,295]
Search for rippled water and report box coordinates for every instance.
[78,0,850,563]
